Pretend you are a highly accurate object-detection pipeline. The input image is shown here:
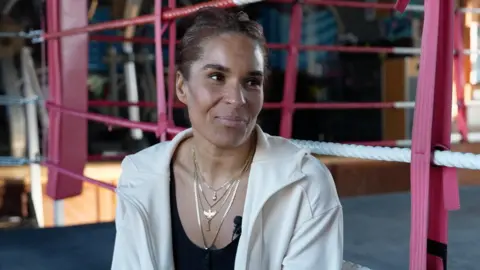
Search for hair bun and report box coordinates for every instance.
[236,11,250,22]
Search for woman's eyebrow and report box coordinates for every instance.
[202,64,230,72]
[202,64,263,77]
[248,71,263,77]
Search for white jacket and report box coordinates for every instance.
[111,126,344,270]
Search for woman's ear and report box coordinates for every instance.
[176,71,188,104]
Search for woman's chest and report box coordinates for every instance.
[173,172,249,250]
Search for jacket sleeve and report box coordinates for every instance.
[111,157,150,270]
[111,198,141,269]
[282,205,344,270]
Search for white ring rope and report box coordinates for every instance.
[2,139,480,171]
[0,95,40,105]
[291,139,480,170]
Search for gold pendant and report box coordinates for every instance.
[203,209,216,220]
[206,219,212,231]
[203,209,216,232]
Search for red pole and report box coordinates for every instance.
[304,0,395,9]
[167,0,177,125]
[155,0,168,140]
[279,2,302,138]
[46,0,62,198]
[46,0,89,200]
[453,12,469,142]
[90,35,169,44]
[43,0,237,40]
[43,14,155,40]
[44,161,116,191]
[161,0,236,20]
[48,103,158,132]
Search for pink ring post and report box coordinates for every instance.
[155,0,168,139]
[279,1,302,138]
[46,0,88,203]
[453,12,469,142]
[167,0,177,126]
[409,0,460,269]
[46,0,62,201]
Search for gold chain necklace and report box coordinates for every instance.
[193,159,235,208]
[192,149,239,230]
[193,164,240,249]
[197,177,237,231]
[192,141,255,202]
[198,181,235,223]
[191,137,256,248]
[199,180,233,208]
[192,151,235,202]
[201,178,236,201]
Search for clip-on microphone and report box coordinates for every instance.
[232,216,242,241]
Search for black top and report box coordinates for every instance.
[170,164,240,270]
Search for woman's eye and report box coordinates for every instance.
[246,78,262,88]
[209,73,224,81]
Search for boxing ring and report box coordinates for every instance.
[1,0,480,269]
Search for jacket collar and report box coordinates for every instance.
[134,125,298,175]
[118,125,310,198]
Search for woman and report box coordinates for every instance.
[111,7,343,270]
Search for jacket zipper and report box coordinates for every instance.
[116,190,158,269]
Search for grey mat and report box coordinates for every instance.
[343,186,480,270]
[0,222,115,270]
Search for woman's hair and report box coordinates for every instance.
[177,7,268,79]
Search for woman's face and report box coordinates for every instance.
[176,32,265,148]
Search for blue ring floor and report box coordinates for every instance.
[1,187,479,270]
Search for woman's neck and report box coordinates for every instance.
[190,132,255,188]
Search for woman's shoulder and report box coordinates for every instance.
[121,141,173,173]
[296,153,341,215]
[262,134,341,215]
[117,141,174,190]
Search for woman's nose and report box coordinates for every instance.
[224,84,246,105]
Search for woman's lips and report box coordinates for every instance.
[215,116,247,127]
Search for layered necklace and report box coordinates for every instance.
[192,141,255,249]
